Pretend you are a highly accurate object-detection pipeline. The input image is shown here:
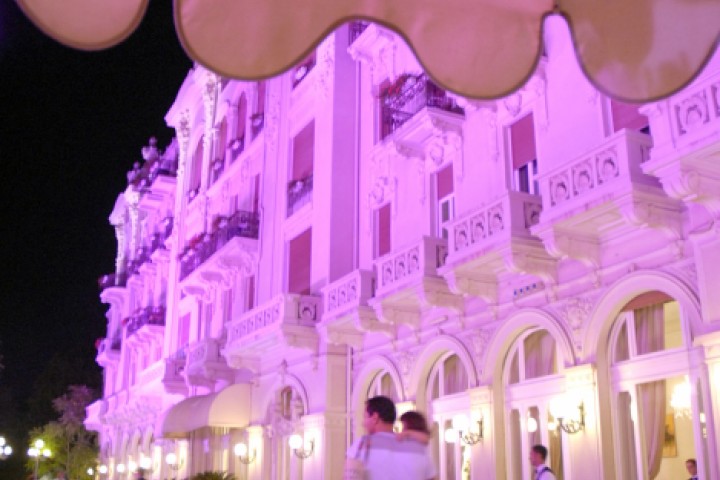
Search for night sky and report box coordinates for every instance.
[0,0,191,458]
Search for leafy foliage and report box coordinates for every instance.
[189,471,237,480]
[26,385,98,480]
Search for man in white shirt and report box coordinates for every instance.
[686,458,699,480]
[346,396,436,480]
[530,444,557,480]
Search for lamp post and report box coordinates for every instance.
[0,436,12,460]
[27,439,51,480]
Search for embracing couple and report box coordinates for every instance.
[345,395,437,480]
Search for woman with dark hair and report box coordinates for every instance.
[399,410,431,444]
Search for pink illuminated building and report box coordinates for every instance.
[85,18,720,480]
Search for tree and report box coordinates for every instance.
[27,385,98,479]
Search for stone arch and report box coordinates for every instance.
[407,334,478,409]
[262,372,310,420]
[351,355,404,412]
[481,307,575,385]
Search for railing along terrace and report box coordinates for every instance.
[381,74,464,139]
[227,294,321,344]
[323,269,375,319]
[179,210,260,280]
[374,236,449,296]
[125,306,166,336]
[349,20,370,44]
[251,113,265,139]
[98,271,127,290]
[287,175,313,216]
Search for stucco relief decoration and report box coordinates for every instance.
[469,328,492,360]
[313,36,335,101]
[523,201,542,228]
[503,93,522,117]
[559,296,594,351]
[488,204,504,236]
[675,91,709,135]
[596,148,619,185]
[549,172,571,206]
[297,298,318,322]
[572,160,594,196]
[18,0,720,102]
[393,350,414,394]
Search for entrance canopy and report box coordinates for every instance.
[17,0,720,102]
[156,383,252,439]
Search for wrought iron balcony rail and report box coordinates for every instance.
[349,21,370,44]
[380,74,464,139]
[287,175,313,217]
[179,210,260,280]
[128,156,178,192]
[125,306,166,336]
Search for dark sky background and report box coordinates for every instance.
[0,0,191,469]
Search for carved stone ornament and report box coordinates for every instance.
[675,91,709,135]
[559,296,594,351]
[313,36,335,101]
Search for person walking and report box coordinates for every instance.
[346,396,436,480]
[529,444,556,480]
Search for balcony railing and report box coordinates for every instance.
[179,210,260,280]
[665,66,720,150]
[446,191,543,260]
[251,113,265,139]
[349,21,370,44]
[322,269,375,320]
[381,74,464,139]
[126,306,166,336]
[227,294,321,344]
[373,236,449,297]
[98,272,127,290]
[287,175,313,217]
[127,156,178,192]
[538,129,653,216]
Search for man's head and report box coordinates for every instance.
[686,458,697,476]
[363,396,396,434]
[529,444,548,468]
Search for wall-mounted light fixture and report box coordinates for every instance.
[549,397,585,434]
[526,416,538,433]
[97,464,108,476]
[0,436,12,460]
[115,463,126,474]
[165,452,185,472]
[233,442,256,465]
[288,434,314,459]
[444,414,483,445]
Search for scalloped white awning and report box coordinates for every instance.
[17,0,720,102]
[156,383,251,438]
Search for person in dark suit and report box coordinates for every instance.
[685,458,698,480]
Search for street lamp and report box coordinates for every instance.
[28,439,52,480]
[0,436,12,459]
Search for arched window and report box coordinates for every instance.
[367,371,399,402]
[607,296,710,479]
[503,328,564,480]
[427,353,470,480]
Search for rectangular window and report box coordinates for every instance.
[510,114,539,194]
[246,275,255,310]
[291,121,315,181]
[374,203,392,259]
[288,228,312,294]
[436,165,455,238]
[610,99,649,134]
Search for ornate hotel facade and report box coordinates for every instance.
[85,17,720,480]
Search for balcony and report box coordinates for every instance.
[98,272,127,291]
[380,74,464,141]
[641,66,720,217]
[532,129,683,269]
[127,154,178,193]
[287,175,313,217]
[126,306,165,335]
[96,336,121,368]
[185,338,234,387]
[439,191,555,304]
[369,236,462,328]
[134,357,187,396]
[84,399,107,431]
[179,210,260,298]
[318,270,391,346]
[223,294,322,369]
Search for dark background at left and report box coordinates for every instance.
[0,1,191,477]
